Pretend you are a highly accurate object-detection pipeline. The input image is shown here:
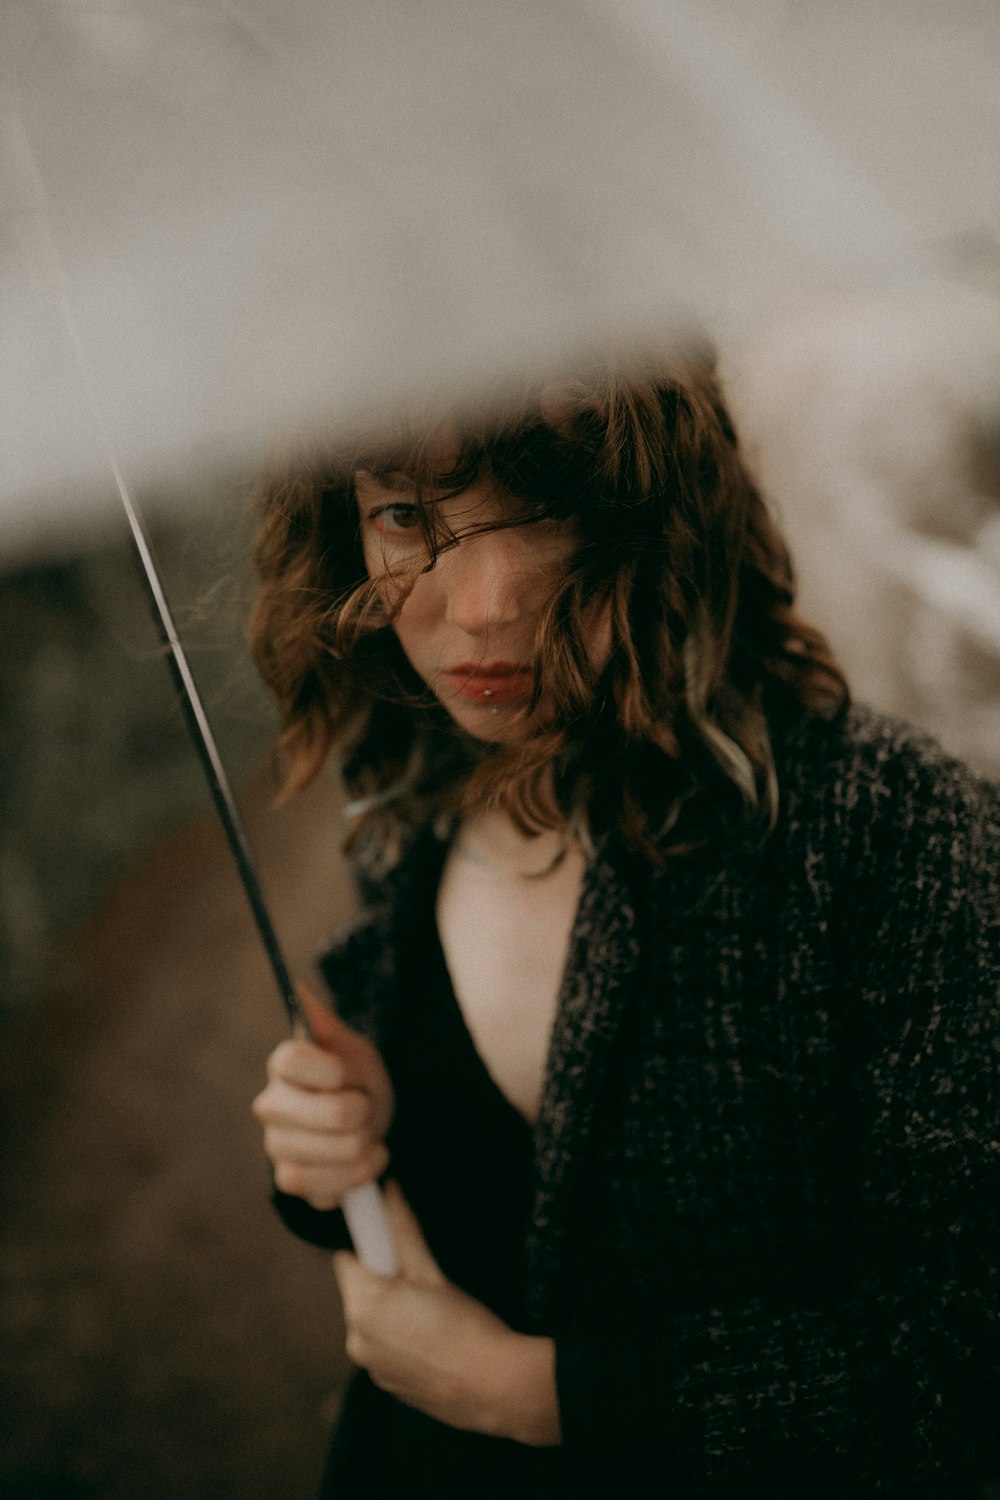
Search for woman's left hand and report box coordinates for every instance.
[332,1181,560,1447]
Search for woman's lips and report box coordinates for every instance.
[443,663,533,704]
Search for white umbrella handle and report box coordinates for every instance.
[343,1182,400,1277]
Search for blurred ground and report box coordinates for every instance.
[0,767,356,1497]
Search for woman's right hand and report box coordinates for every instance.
[252,983,394,1211]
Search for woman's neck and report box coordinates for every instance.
[452,807,574,879]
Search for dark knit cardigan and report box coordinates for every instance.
[276,705,1000,1497]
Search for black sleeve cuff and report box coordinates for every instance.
[271,1186,354,1253]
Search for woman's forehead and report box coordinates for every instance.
[352,419,475,482]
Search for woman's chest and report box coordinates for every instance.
[435,842,585,1124]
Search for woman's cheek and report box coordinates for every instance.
[390,589,438,682]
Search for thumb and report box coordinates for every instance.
[383,1180,445,1287]
[294,979,356,1052]
[295,981,394,1136]
[295,980,390,1106]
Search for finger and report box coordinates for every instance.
[332,1250,374,1367]
[274,1144,389,1209]
[264,1124,371,1166]
[253,1081,371,1133]
[332,1248,359,1301]
[383,1180,445,1287]
[332,1248,395,1324]
[274,1160,356,1208]
[266,1038,346,1091]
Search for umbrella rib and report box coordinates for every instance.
[121,488,302,1024]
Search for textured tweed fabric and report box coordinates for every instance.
[278,704,1000,1497]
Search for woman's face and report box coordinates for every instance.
[355,468,587,743]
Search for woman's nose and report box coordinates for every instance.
[440,531,527,636]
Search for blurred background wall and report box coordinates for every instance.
[0,479,268,1014]
[727,281,1000,782]
[0,481,358,1495]
[1,283,998,1496]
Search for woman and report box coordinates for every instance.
[250,347,999,1498]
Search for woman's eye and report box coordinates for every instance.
[371,503,421,534]
[512,500,564,528]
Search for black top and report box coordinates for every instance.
[319,854,564,1499]
[380,859,536,1320]
[275,705,1000,1497]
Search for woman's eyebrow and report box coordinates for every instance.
[355,468,415,493]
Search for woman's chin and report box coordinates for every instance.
[443,698,534,744]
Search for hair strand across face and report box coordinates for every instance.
[250,346,848,865]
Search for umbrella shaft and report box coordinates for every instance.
[122,491,300,1026]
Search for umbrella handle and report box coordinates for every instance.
[290,997,399,1276]
[343,1182,400,1277]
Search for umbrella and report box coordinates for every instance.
[4,0,998,1266]
[10,0,1000,561]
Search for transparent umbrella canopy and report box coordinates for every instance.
[8,0,997,559]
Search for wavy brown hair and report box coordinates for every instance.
[250,345,847,865]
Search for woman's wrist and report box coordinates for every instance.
[484,1330,561,1447]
